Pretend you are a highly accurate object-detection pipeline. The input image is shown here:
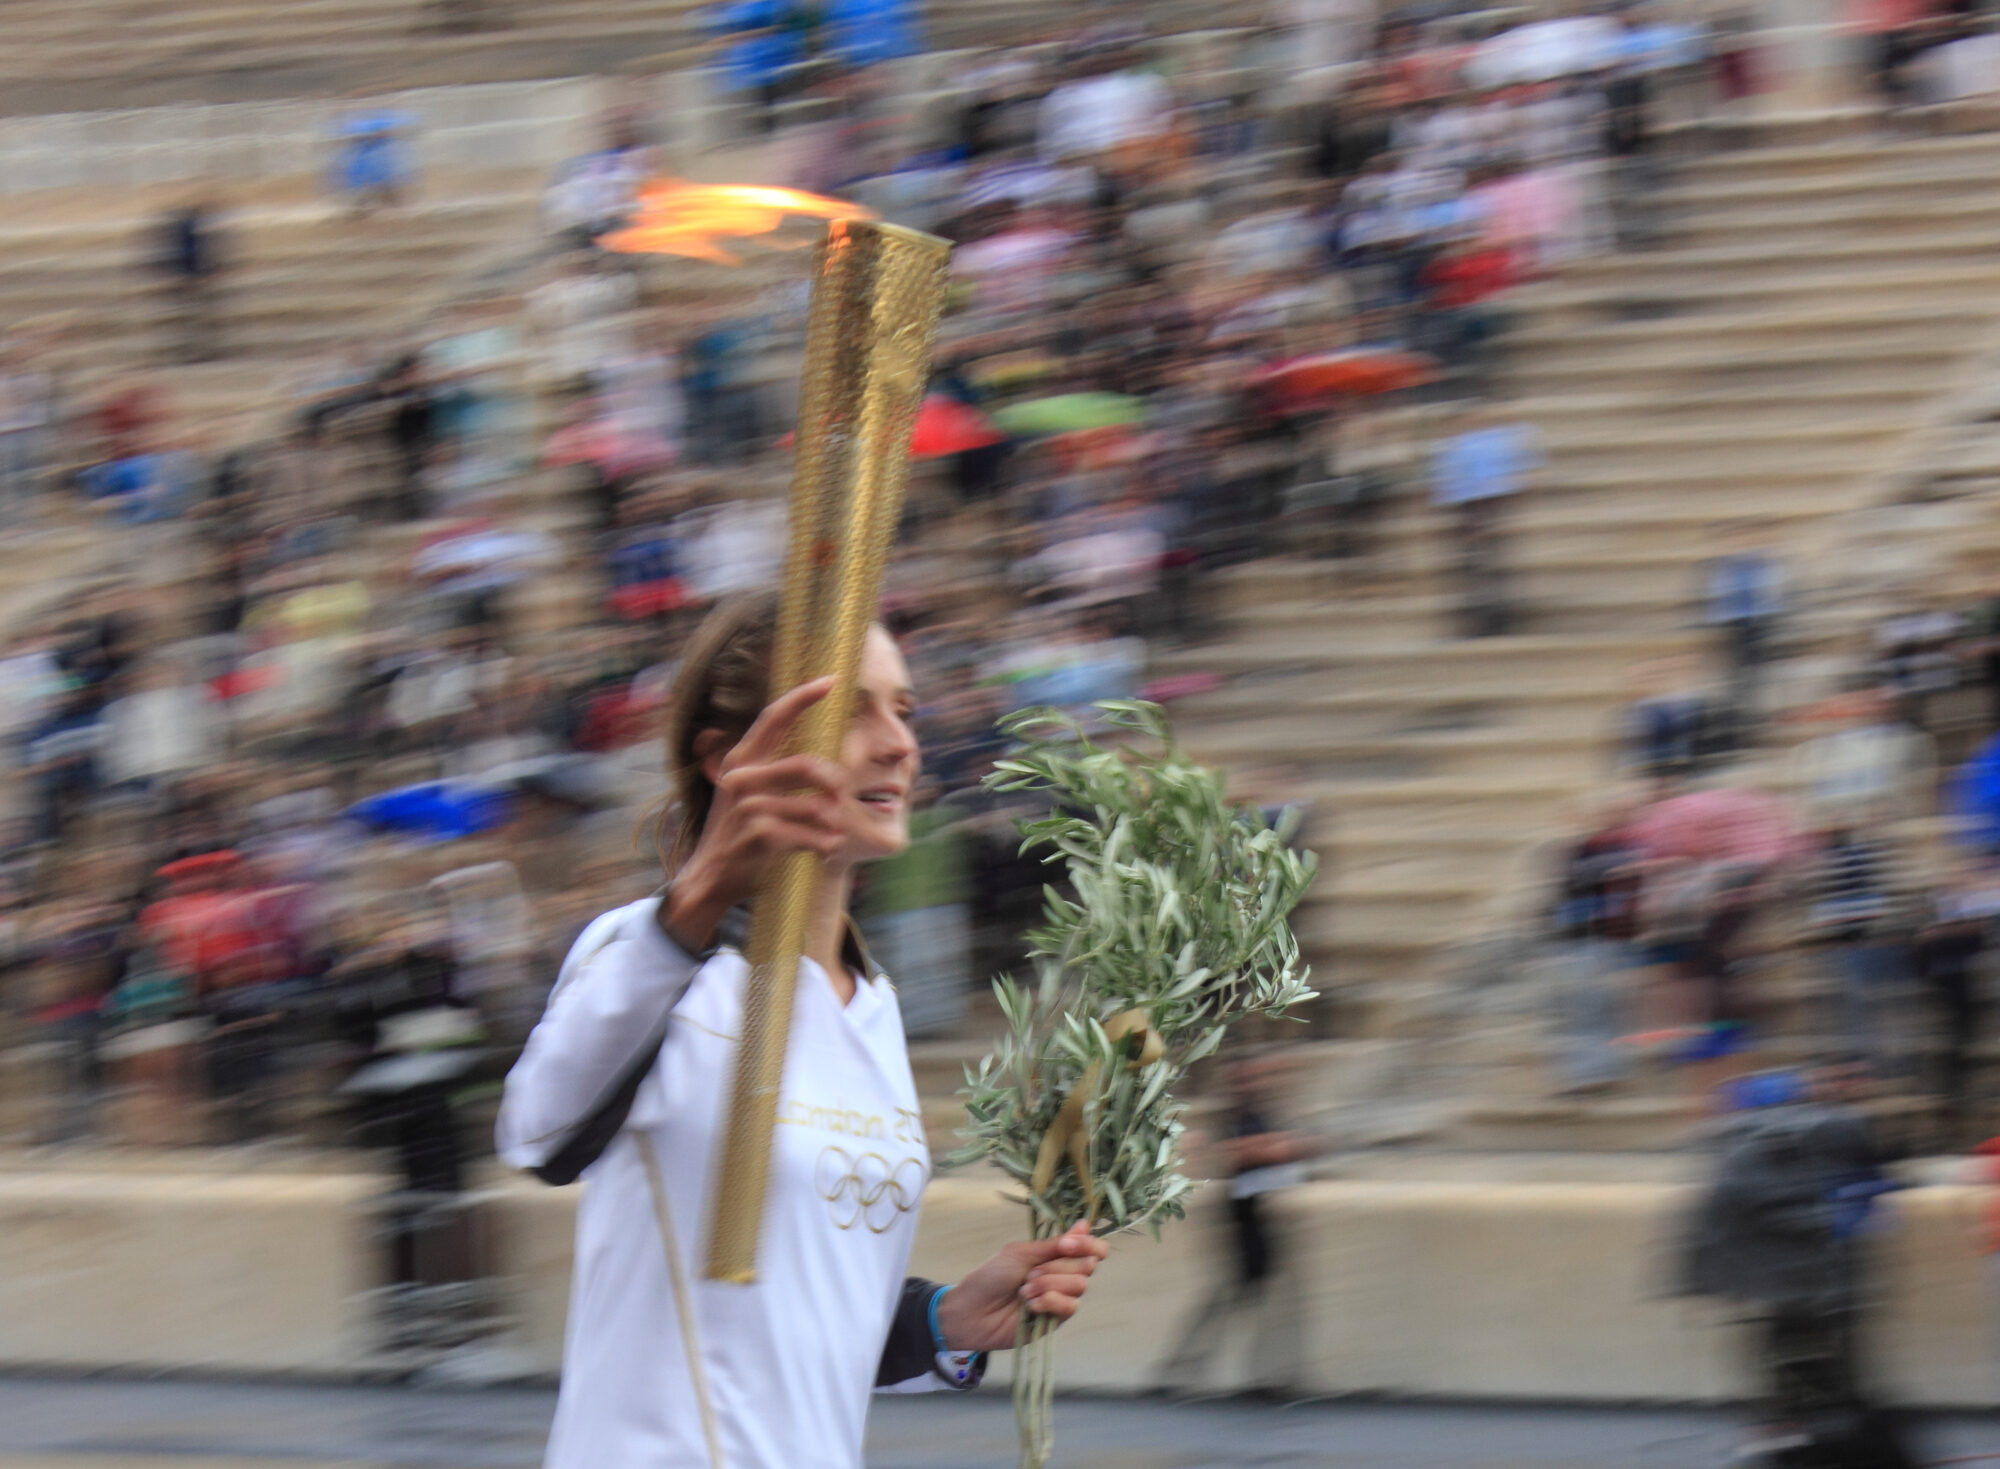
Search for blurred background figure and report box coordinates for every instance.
[708,0,809,139]
[1548,797,1643,1093]
[1701,523,1786,752]
[330,105,417,215]
[1431,399,1542,637]
[1914,856,2000,1147]
[1677,1064,1917,1469]
[149,193,226,363]
[1155,1052,1318,1401]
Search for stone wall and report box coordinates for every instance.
[497,1177,2000,1404]
[6,1168,1993,1403]
[0,1169,376,1373]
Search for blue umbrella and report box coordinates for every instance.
[1950,730,2000,851]
[345,780,510,842]
[1717,1069,1804,1113]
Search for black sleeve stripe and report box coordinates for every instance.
[876,1277,942,1387]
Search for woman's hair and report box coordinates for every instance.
[658,590,779,872]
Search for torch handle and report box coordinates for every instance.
[703,218,950,1284]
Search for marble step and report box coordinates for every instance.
[1554,231,2000,289]
[1518,264,2000,326]
[1154,627,1698,676]
[0,194,538,254]
[1684,125,2000,180]
[1217,591,1691,641]
[1499,380,1940,428]
[1183,713,1612,769]
[1673,185,2000,233]
[1508,304,1988,362]
[1171,665,1626,721]
[1508,346,1962,394]
[1666,152,2000,210]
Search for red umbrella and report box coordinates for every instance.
[158,851,242,881]
[607,578,693,621]
[209,666,276,702]
[779,395,1004,458]
[1629,787,1806,868]
[910,396,1004,457]
[1258,348,1439,405]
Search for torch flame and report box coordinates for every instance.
[600,179,875,265]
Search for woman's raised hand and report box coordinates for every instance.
[662,676,847,951]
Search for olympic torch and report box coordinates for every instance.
[704,218,951,1283]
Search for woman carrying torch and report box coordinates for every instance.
[497,592,1107,1469]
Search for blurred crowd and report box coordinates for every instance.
[0,1,1779,1156]
[8,7,2000,1453]
[1542,529,2000,1150]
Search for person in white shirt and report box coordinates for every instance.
[100,657,218,791]
[953,202,1077,314]
[1036,48,1174,163]
[602,324,686,463]
[0,632,63,762]
[528,253,639,387]
[677,497,788,603]
[1204,198,1325,280]
[498,593,1107,1469]
[1788,692,1935,830]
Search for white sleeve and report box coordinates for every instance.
[495,898,702,1170]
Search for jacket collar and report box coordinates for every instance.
[706,900,884,983]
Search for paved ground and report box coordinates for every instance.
[1,1379,1998,1468]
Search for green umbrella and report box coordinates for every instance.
[990,391,1147,438]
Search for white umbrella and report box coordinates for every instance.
[413,527,557,592]
[1469,16,1619,87]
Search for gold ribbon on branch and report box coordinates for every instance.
[1029,1009,1164,1221]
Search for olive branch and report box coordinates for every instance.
[947,700,1317,1467]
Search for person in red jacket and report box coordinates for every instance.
[1418,234,1516,390]
[140,851,245,992]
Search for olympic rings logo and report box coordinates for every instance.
[814,1146,925,1233]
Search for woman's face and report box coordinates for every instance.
[832,624,920,864]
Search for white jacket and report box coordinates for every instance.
[498,898,931,1469]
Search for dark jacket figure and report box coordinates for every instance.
[1677,1095,1916,1469]
[1154,1062,1311,1397]
[152,202,225,360]
[1681,1102,1873,1311]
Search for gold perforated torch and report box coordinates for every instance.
[704,218,951,1283]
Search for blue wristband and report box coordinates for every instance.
[927,1285,951,1354]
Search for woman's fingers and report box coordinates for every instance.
[719,753,846,802]
[1024,1270,1093,1296]
[1021,1223,1101,1319]
[1007,1221,1109,1272]
[739,794,842,832]
[1024,1255,1099,1283]
[1022,1270,1092,1316]
[684,680,851,896]
[737,797,846,856]
[728,676,835,767]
